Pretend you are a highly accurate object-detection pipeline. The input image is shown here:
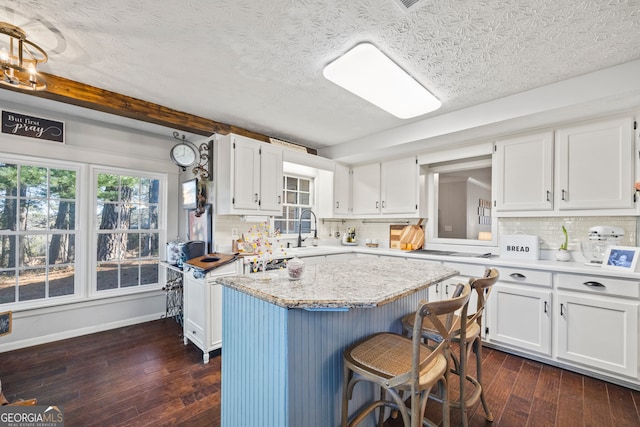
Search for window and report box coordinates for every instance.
[0,162,78,305]
[274,175,313,235]
[95,171,160,291]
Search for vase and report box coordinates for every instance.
[555,249,571,262]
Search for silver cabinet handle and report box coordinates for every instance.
[382,201,385,208]
[544,301,548,313]
[546,190,551,202]
[254,193,259,203]
[336,201,339,209]
[509,272,526,279]
[583,281,605,288]
[376,201,379,209]
[278,195,281,204]
[561,189,567,201]
[560,303,565,316]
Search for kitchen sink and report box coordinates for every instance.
[412,249,496,258]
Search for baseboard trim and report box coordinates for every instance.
[0,313,164,353]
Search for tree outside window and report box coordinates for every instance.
[96,173,160,291]
[0,162,77,305]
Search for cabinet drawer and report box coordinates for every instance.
[185,319,204,347]
[556,274,640,299]
[442,262,487,278]
[205,262,239,282]
[498,267,552,288]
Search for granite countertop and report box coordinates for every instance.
[215,257,458,309]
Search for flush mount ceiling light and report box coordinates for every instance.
[0,22,48,91]
[323,43,440,119]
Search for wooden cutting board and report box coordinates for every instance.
[185,253,238,272]
[389,224,405,249]
[399,219,425,250]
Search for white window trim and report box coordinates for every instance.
[275,173,315,238]
[0,154,87,311]
[88,165,168,298]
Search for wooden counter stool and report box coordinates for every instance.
[341,283,471,427]
[401,268,499,426]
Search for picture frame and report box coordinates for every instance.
[188,203,212,253]
[0,311,11,337]
[182,178,198,210]
[602,245,640,272]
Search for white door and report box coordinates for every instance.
[494,132,554,211]
[232,138,260,211]
[184,275,206,348]
[487,284,552,356]
[333,163,351,215]
[209,283,223,350]
[381,157,418,215]
[258,144,283,213]
[556,116,634,210]
[557,292,638,377]
[351,163,381,214]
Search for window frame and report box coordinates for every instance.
[0,154,85,310]
[273,174,315,237]
[89,165,167,298]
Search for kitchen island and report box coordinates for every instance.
[216,257,458,427]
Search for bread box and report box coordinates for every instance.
[499,235,540,260]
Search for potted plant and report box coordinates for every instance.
[555,225,571,261]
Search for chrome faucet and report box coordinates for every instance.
[297,209,317,247]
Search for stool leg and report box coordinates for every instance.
[377,387,386,427]
[342,364,352,427]
[441,375,450,427]
[474,337,494,422]
[459,340,469,427]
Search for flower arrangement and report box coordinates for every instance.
[245,221,286,273]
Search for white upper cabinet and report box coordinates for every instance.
[333,162,351,216]
[351,157,419,216]
[258,144,284,212]
[494,131,554,211]
[380,157,419,215]
[493,115,636,216]
[556,116,634,210]
[216,133,283,215]
[351,163,380,215]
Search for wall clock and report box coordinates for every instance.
[170,140,199,169]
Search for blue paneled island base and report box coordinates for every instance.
[218,258,458,427]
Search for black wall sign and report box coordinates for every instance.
[2,110,64,142]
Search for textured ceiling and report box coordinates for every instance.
[2,1,640,160]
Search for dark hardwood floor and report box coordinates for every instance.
[1,319,639,426]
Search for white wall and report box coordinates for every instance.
[0,94,182,352]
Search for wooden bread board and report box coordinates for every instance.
[389,225,406,249]
[399,219,425,250]
[185,253,238,272]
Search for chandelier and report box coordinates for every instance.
[0,22,48,91]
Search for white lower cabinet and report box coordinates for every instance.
[183,261,240,363]
[555,273,639,378]
[486,267,553,356]
[487,283,552,356]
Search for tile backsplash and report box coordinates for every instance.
[214,215,639,251]
[498,216,638,249]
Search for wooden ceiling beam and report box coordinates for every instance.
[0,72,316,154]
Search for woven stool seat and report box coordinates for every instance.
[348,332,447,387]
